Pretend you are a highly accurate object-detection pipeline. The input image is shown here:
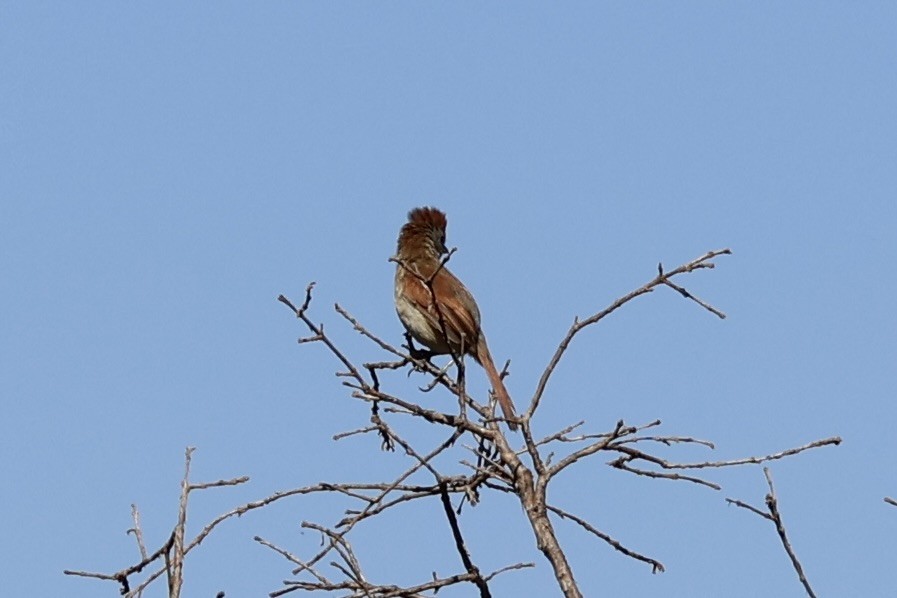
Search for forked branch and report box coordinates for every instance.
[727,467,818,598]
[527,248,732,418]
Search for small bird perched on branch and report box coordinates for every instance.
[393,206,518,430]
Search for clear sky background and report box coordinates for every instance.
[3,3,896,597]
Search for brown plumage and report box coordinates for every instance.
[394,207,518,430]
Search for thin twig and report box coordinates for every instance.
[168,446,194,598]
[728,468,817,598]
[548,505,664,573]
[610,436,841,470]
[763,468,817,598]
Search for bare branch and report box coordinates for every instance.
[725,497,773,521]
[254,536,321,577]
[128,504,149,561]
[168,446,193,598]
[529,249,732,417]
[609,436,841,470]
[728,468,818,598]
[438,481,491,597]
[548,505,665,574]
[610,460,722,490]
[661,278,727,319]
[279,286,370,390]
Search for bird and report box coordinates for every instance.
[393,206,518,430]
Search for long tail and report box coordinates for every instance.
[476,337,518,431]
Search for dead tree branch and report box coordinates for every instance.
[727,467,818,598]
[67,248,840,598]
[528,249,732,419]
[64,447,249,597]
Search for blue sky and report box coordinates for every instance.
[3,3,896,597]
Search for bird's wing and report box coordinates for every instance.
[404,267,482,356]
